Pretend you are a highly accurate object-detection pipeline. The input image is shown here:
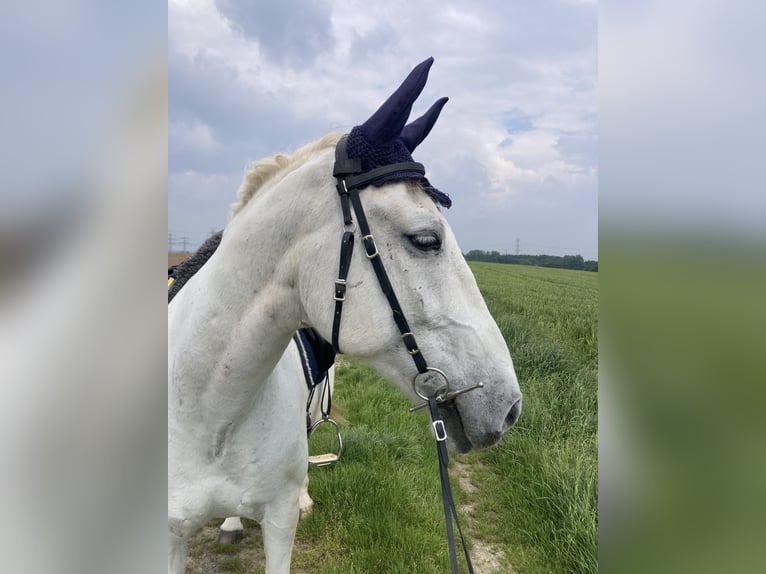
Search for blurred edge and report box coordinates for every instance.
[600,1,766,572]
[0,2,167,573]
[2,1,766,573]
[599,230,766,574]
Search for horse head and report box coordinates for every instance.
[299,58,522,452]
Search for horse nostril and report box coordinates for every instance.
[504,397,522,430]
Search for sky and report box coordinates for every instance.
[169,0,598,260]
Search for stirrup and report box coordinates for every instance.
[308,417,343,466]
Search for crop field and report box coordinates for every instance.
[183,261,598,573]
[169,252,192,268]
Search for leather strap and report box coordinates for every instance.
[428,398,475,574]
[343,161,425,191]
[331,230,355,353]
[332,136,363,177]
[332,134,475,572]
[348,189,428,374]
[334,136,360,225]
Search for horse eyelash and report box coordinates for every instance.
[408,234,442,251]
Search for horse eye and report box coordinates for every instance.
[408,233,442,251]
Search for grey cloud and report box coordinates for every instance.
[215,0,333,66]
[169,51,330,174]
[503,108,535,132]
[556,131,597,169]
[349,23,399,67]
[170,0,597,255]
[455,179,598,260]
[486,0,596,56]
[436,152,597,260]
[169,171,240,241]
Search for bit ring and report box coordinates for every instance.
[412,367,451,401]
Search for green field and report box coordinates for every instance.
[186,262,598,573]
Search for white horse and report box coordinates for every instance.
[169,235,338,547]
[168,58,522,574]
[216,360,336,544]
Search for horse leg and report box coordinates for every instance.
[260,493,301,574]
[299,474,314,517]
[168,530,188,574]
[217,516,245,544]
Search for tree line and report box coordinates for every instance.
[464,250,598,272]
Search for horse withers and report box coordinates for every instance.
[168,57,522,574]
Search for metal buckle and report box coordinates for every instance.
[431,419,448,442]
[401,332,419,355]
[362,234,379,259]
[333,279,347,302]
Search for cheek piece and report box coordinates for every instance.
[330,56,481,574]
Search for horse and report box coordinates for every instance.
[168,57,522,574]
[168,235,338,546]
[216,329,339,545]
[216,361,336,544]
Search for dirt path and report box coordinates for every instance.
[453,460,515,574]
[184,461,513,573]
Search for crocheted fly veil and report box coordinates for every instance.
[346,57,452,208]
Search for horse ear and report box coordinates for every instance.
[361,57,434,145]
[400,97,448,152]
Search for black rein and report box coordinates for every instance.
[331,135,474,574]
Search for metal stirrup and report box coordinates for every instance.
[308,417,343,466]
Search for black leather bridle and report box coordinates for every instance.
[331,135,479,574]
[331,135,427,369]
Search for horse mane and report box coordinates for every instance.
[231,132,343,218]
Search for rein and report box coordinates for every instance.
[332,135,478,574]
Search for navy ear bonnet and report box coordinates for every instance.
[344,57,452,208]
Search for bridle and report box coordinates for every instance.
[331,134,481,574]
[331,135,483,406]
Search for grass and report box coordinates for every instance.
[185,262,598,573]
[598,237,766,573]
[460,262,598,573]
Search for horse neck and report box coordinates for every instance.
[172,151,332,389]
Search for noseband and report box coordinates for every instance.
[331,135,479,573]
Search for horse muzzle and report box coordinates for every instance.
[409,367,522,451]
[448,386,522,451]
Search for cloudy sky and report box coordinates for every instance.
[169,0,597,259]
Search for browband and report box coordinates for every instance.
[333,134,425,191]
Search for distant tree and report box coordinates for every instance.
[464,250,597,272]
[465,249,487,260]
